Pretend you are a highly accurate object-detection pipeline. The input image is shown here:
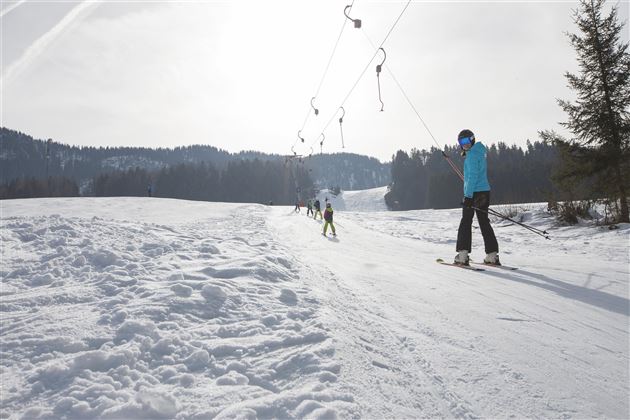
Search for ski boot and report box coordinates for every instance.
[483,251,501,266]
[454,250,470,266]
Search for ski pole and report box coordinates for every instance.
[470,205,550,240]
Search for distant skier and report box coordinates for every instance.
[306,199,314,217]
[147,184,152,197]
[294,200,301,213]
[453,129,500,266]
[313,199,322,220]
[322,202,336,236]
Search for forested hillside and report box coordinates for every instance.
[1,128,584,209]
[305,153,390,190]
[0,128,390,192]
[385,141,562,210]
[92,160,312,205]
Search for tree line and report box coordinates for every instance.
[0,128,389,192]
[0,176,79,200]
[93,159,313,205]
[0,129,233,183]
[385,140,561,210]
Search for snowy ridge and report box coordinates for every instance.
[1,197,629,419]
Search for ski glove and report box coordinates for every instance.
[462,197,474,208]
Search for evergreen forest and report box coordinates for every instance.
[385,141,562,210]
[0,127,388,202]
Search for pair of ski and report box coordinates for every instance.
[436,258,517,271]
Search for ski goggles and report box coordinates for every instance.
[458,136,474,147]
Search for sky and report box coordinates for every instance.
[1,0,629,162]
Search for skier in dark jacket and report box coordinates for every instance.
[313,199,322,220]
[454,129,499,266]
[322,202,336,236]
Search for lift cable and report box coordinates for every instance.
[292,1,357,151]
[307,0,412,153]
[360,27,464,180]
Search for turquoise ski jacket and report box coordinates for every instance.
[463,142,491,198]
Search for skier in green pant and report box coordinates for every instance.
[322,202,336,236]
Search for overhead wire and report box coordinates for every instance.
[314,2,355,99]
[360,28,464,180]
[292,1,355,151]
[307,0,412,152]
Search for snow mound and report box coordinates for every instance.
[1,198,355,419]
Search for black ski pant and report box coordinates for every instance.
[456,191,498,254]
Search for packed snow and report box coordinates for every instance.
[1,194,628,419]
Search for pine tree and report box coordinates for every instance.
[541,0,630,222]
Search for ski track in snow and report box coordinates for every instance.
[1,196,629,419]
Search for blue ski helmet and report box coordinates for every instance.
[457,129,475,149]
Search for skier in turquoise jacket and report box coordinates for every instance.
[454,129,500,266]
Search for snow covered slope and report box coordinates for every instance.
[1,197,628,419]
[315,186,388,212]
